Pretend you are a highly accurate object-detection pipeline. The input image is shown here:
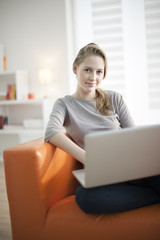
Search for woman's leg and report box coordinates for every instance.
[144,175,160,195]
[75,179,160,214]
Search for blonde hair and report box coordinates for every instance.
[73,43,113,116]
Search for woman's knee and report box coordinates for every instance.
[75,185,114,214]
[146,175,160,195]
[75,185,92,213]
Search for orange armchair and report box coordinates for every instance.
[4,138,160,240]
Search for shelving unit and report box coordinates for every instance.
[0,71,54,161]
[0,98,54,160]
[0,70,28,100]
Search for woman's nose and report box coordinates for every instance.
[89,72,96,80]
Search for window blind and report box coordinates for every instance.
[144,0,160,110]
[91,0,125,96]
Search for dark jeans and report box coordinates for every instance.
[75,175,160,214]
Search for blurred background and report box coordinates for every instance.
[0,0,160,155]
[0,2,159,239]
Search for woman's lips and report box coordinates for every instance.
[86,82,96,87]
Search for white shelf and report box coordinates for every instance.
[0,71,16,75]
[0,99,43,105]
[0,129,44,135]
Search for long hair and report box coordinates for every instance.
[73,43,113,116]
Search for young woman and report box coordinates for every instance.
[45,43,160,214]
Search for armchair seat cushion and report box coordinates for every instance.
[45,195,160,240]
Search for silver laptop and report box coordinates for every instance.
[72,124,160,188]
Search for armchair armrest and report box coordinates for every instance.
[4,138,82,239]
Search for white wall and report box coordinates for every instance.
[0,0,69,98]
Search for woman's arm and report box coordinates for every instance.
[49,132,86,165]
[114,92,135,128]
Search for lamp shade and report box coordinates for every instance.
[39,69,51,84]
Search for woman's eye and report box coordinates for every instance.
[97,70,103,74]
[85,69,90,72]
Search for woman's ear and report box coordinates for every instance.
[73,63,77,75]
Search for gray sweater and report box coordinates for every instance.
[45,90,135,149]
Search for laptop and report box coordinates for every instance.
[72,124,160,188]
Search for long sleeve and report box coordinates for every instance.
[112,91,135,128]
[44,98,67,142]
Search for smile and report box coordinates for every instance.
[86,82,96,86]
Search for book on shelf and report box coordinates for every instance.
[6,84,16,100]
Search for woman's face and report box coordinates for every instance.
[73,55,105,95]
